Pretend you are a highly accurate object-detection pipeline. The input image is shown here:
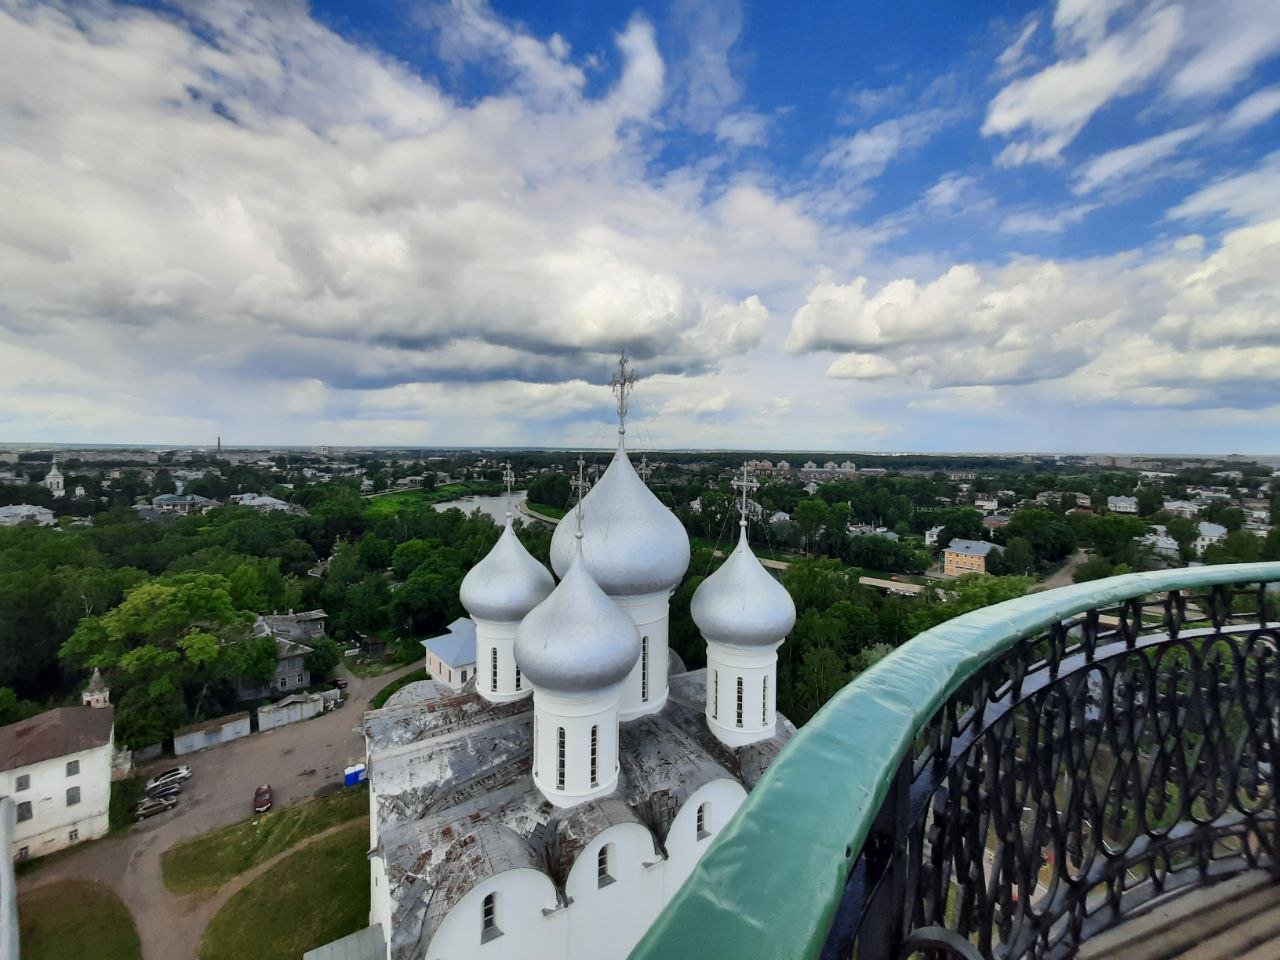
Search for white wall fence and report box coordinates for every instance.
[257,691,338,732]
[173,712,252,756]
[0,798,19,960]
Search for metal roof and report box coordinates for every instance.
[421,618,477,668]
[0,706,114,772]
[303,924,385,960]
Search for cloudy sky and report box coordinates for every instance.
[2,0,1278,453]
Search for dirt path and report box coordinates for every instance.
[16,662,412,960]
[1033,548,1090,592]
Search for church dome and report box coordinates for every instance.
[515,552,640,693]
[460,524,555,623]
[691,528,796,646]
[549,446,690,596]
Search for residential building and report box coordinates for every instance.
[1107,495,1138,514]
[0,505,54,527]
[422,618,478,691]
[151,493,216,515]
[974,498,999,513]
[227,492,305,514]
[943,539,1003,576]
[238,610,324,699]
[1195,522,1228,556]
[982,514,1011,530]
[1162,499,1200,519]
[0,705,115,861]
[925,524,944,546]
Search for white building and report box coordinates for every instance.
[974,498,999,513]
[0,703,115,861]
[228,492,304,514]
[1163,499,1199,519]
[0,504,54,527]
[354,379,796,960]
[1107,495,1138,514]
[1195,521,1228,555]
[422,619,478,691]
[924,524,944,546]
[41,460,64,499]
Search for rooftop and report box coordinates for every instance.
[945,538,1002,557]
[0,706,115,772]
[421,617,477,668]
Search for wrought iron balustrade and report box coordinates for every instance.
[631,562,1280,960]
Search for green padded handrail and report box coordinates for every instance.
[631,562,1280,960]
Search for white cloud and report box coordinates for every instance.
[825,353,898,380]
[823,109,957,182]
[1167,0,1280,100]
[1222,85,1280,133]
[1072,122,1208,193]
[994,19,1039,78]
[715,111,769,147]
[983,5,1181,164]
[1168,151,1280,222]
[999,204,1099,234]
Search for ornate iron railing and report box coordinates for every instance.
[631,563,1280,960]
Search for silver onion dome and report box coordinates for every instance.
[460,524,555,623]
[691,528,796,647]
[549,446,690,596]
[514,552,641,693]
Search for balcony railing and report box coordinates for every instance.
[631,562,1280,960]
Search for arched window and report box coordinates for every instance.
[712,670,718,719]
[696,801,710,840]
[515,662,522,691]
[762,675,769,725]
[556,727,566,790]
[736,676,744,727]
[597,843,614,887]
[481,891,501,942]
[641,635,649,702]
[490,647,498,691]
[589,724,599,787]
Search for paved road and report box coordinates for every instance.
[17,662,417,960]
[1033,548,1090,592]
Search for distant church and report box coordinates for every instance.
[357,359,797,960]
[42,459,64,499]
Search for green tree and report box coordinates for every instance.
[303,635,342,680]
[1073,555,1116,583]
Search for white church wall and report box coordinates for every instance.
[370,854,392,952]
[425,868,562,960]
[532,686,622,807]
[564,821,664,960]
[705,640,780,748]
[612,591,671,720]
[474,618,532,704]
[662,778,747,900]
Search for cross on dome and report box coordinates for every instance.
[609,351,637,439]
[638,455,652,483]
[502,462,515,521]
[730,463,759,529]
[571,456,590,540]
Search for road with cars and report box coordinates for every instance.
[16,661,419,960]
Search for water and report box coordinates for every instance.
[432,491,529,525]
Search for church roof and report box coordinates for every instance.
[421,618,477,669]
[459,523,554,623]
[548,444,690,597]
[691,527,796,647]
[366,670,792,960]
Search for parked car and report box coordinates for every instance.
[135,795,178,821]
[253,784,273,813]
[145,783,182,801]
[330,677,348,690]
[145,765,192,792]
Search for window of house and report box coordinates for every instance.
[491,648,498,691]
[736,677,744,727]
[597,844,614,887]
[15,774,29,791]
[67,786,81,806]
[712,670,718,719]
[589,725,598,788]
[556,727,566,790]
[481,892,501,942]
[66,760,80,777]
[16,801,32,822]
[641,636,649,702]
[296,674,302,683]
[762,676,769,725]
[279,678,287,689]
[461,668,468,683]
[69,828,79,842]
[697,802,710,840]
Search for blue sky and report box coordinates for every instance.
[1,0,1278,452]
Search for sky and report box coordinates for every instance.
[1,0,1279,454]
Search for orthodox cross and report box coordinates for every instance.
[730,463,759,528]
[638,455,652,483]
[609,351,637,438]
[572,456,589,538]
[501,462,515,521]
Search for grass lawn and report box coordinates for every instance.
[525,501,567,519]
[19,879,141,960]
[346,657,402,678]
[363,481,503,517]
[199,821,370,960]
[371,667,428,708]
[161,784,369,895]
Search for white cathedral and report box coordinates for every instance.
[361,366,796,960]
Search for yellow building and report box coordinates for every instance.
[943,539,1001,576]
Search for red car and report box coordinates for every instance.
[253,784,273,813]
